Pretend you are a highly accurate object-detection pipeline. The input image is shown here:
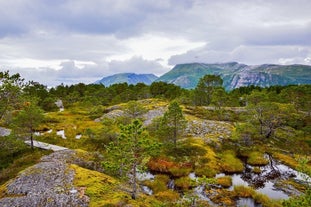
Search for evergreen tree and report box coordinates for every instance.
[103,119,160,199]
[12,102,44,149]
[194,75,223,106]
[159,101,187,147]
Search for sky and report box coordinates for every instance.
[0,0,311,86]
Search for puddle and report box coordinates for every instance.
[237,198,262,207]
[56,130,66,139]
[141,185,153,195]
[137,171,155,181]
[34,129,53,136]
[141,155,309,205]
[75,134,82,139]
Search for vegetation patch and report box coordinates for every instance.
[207,188,236,206]
[174,176,192,190]
[147,158,176,174]
[72,164,162,206]
[272,152,299,169]
[195,165,217,178]
[143,174,169,194]
[154,190,180,202]
[253,167,261,174]
[0,149,51,185]
[247,151,269,166]
[220,150,244,173]
[234,185,282,207]
[216,176,232,188]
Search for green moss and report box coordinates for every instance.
[253,167,261,174]
[169,166,192,177]
[154,190,180,202]
[71,164,161,207]
[174,176,192,190]
[220,150,244,173]
[247,152,269,166]
[195,166,217,178]
[143,174,169,194]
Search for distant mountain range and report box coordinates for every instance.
[95,73,158,86]
[95,62,311,90]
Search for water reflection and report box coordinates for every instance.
[56,130,66,139]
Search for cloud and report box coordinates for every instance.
[1,0,311,86]
[107,56,167,76]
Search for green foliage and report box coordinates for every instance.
[0,71,25,122]
[158,101,186,147]
[11,102,44,149]
[123,100,147,121]
[247,101,296,138]
[0,148,50,185]
[150,81,183,100]
[0,135,27,170]
[194,74,223,106]
[103,119,161,199]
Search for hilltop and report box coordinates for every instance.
[95,73,158,86]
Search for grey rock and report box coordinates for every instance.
[0,127,11,136]
[0,150,90,207]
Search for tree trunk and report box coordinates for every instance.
[131,162,137,200]
[30,132,34,150]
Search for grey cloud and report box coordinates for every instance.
[169,44,311,65]
[1,0,311,86]
[108,56,167,76]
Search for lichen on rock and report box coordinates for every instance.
[0,150,90,207]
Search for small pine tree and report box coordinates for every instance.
[159,101,187,148]
[103,119,160,199]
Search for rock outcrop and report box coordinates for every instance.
[0,150,94,207]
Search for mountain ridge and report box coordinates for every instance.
[155,62,311,90]
[95,73,158,86]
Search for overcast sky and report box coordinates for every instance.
[1,0,310,86]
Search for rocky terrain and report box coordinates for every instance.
[0,150,100,207]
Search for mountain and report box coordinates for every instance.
[95,73,158,86]
[156,62,311,90]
